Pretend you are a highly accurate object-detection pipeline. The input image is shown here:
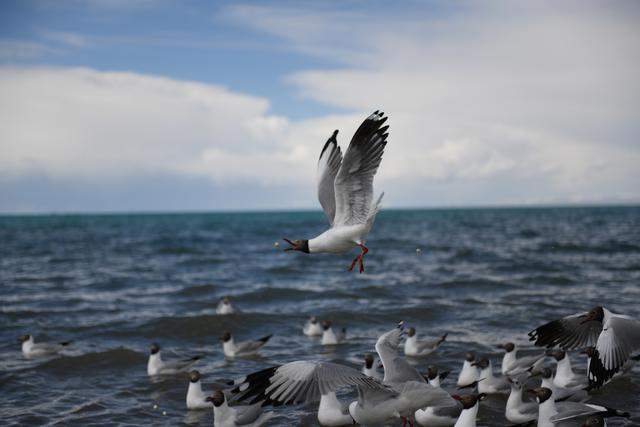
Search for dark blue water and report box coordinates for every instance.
[1,207,639,426]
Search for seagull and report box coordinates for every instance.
[423,366,450,388]
[470,358,509,394]
[362,353,383,380]
[581,347,640,383]
[497,342,545,376]
[321,320,346,345]
[415,367,460,427]
[528,306,640,388]
[546,350,588,389]
[404,328,447,357]
[452,394,486,427]
[186,370,212,409]
[207,390,274,427]
[230,323,455,427]
[282,111,389,273]
[229,360,395,425]
[456,352,480,387]
[216,297,236,315]
[220,332,272,358]
[531,367,588,402]
[505,377,538,424]
[528,387,629,427]
[146,343,201,376]
[19,334,70,358]
[303,316,323,337]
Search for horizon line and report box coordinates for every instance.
[1,201,638,217]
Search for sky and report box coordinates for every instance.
[1,0,639,213]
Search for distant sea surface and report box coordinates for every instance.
[1,207,639,426]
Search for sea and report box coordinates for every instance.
[1,206,639,426]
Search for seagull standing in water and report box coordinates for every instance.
[283,111,389,273]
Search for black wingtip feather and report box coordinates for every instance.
[258,334,272,343]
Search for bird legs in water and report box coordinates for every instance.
[348,243,368,273]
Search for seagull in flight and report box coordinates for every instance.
[283,111,389,273]
[528,306,640,388]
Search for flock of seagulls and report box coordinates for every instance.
[17,113,640,426]
[20,301,639,426]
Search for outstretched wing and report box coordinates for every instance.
[231,361,389,405]
[589,315,640,387]
[528,311,602,349]
[317,130,342,225]
[333,111,388,227]
[376,323,425,386]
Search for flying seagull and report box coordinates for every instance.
[528,306,640,388]
[283,111,389,273]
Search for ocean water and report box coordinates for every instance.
[1,207,639,426]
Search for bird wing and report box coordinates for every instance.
[317,130,343,225]
[588,314,640,387]
[550,402,607,423]
[528,311,602,349]
[332,111,388,227]
[357,384,398,408]
[231,361,388,405]
[233,402,264,425]
[397,381,456,409]
[32,342,65,354]
[235,336,271,354]
[415,338,441,352]
[431,402,463,418]
[376,323,425,385]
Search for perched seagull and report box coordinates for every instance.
[453,394,486,427]
[415,368,460,427]
[147,343,200,376]
[282,111,389,273]
[321,320,347,345]
[456,352,480,387]
[528,306,640,388]
[362,353,383,381]
[497,342,545,376]
[532,367,588,402]
[529,387,629,427]
[216,297,236,315]
[505,377,538,424]
[470,358,509,394]
[546,350,588,389]
[186,370,212,410]
[19,334,70,358]
[404,328,447,357]
[207,390,273,427]
[423,366,450,388]
[303,316,323,337]
[231,323,455,427]
[220,332,271,358]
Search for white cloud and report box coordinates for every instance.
[226,1,640,206]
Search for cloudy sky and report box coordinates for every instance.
[1,1,639,213]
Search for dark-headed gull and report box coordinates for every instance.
[283,111,389,273]
[216,297,236,315]
[497,342,545,376]
[363,353,383,380]
[528,387,629,427]
[207,390,274,427]
[404,328,447,357]
[321,320,346,345]
[186,370,212,410]
[303,316,323,337]
[531,367,588,402]
[528,306,640,388]
[220,332,271,358]
[452,394,486,427]
[546,349,587,389]
[147,343,201,376]
[470,358,509,394]
[456,352,480,387]
[505,377,538,424]
[19,334,70,358]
